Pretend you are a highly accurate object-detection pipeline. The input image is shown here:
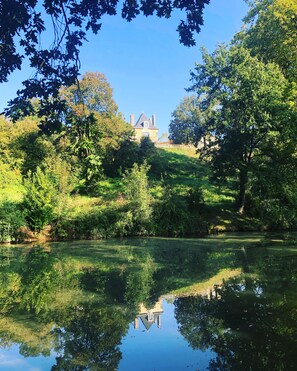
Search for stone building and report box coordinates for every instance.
[130,113,159,143]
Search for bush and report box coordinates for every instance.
[153,186,190,236]
[22,167,59,231]
[138,137,156,163]
[52,206,127,240]
[153,185,207,236]
[186,186,204,212]
[246,176,297,229]
[122,162,153,235]
[0,200,25,242]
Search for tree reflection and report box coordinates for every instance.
[52,303,131,371]
[175,254,297,370]
[20,247,58,313]
[0,238,296,370]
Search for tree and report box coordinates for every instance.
[189,45,292,213]
[1,0,211,120]
[60,71,118,117]
[59,72,134,185]
[238,0,297,82]
[229,0,297,220]
[169,96,204,145]
[52,304,130,371]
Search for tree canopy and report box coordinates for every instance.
[169,95,203,145]
[238,0,297,81]
[189,44,293,213]
[1,0,210,118]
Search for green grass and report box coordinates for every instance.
[0,145,263,239]
[149,147,262,232]
[151,147,234,200]
[58,146,255,236]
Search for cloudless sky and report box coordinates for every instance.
[0,0,248,136]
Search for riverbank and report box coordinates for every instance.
[1,145,296,244]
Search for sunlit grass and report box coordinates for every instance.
[170,268,242,297]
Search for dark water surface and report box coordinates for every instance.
[0,233,297,370]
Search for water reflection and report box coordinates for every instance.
[0,234,296,370]
[134,299,163,331]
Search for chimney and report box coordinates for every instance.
[157,315,161,328]
[130,114,135,126]
[152,114,156,127]
[134,317,139,329]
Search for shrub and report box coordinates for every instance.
[153,186,190,236]
[122,162,153,235]
[22,167,59,231]
[153,185,207,236]
[0,200,25,242]
[138,137,156,163]
[186,186,204,212]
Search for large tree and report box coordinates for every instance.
[238,0,297,82]
[1,0,210,119]
[189,45,293,213]
[60,71,133,185]
[60,71,118,116]
[169,95,203,145]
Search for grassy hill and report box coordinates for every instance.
[92,144,260,234]
[0,144,262,242]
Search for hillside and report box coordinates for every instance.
[0,143,273,243]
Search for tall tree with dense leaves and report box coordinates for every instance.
[237,0,297,82]
[1,0,210,121]
[230,0,297,223]
[169,95,204,145]
[189,45,293,213]
[60,71,133,185]
[60,71,118,117]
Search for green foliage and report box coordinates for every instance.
[169,95,204,145]
[138,136,157,162]
[60,71,118,115]
[59,73,135,188]
[186,186,204,213]
[189,44,292,213]
[20,248,58,313]
[239,0,297,82]
[53,206,124,240]
[124,255,155,307]
[96,113,135,177]
[122,162,153,235]
[0,161,23,203]
[22,167,59,231]
[102,137,139,178]
[0,200,25,242]
[246,151,297,229]
[153,186,190,236]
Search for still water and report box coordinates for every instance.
[0,233,297,370]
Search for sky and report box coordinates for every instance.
[0,0,248,136]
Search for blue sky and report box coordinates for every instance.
[0,0,248,135]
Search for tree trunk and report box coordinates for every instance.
[238,168,248,214]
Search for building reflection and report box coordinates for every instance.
[134,298,163,331]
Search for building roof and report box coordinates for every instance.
[138,312,163,331]
[134,113,157,129]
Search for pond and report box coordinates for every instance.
[0,233,297,370]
